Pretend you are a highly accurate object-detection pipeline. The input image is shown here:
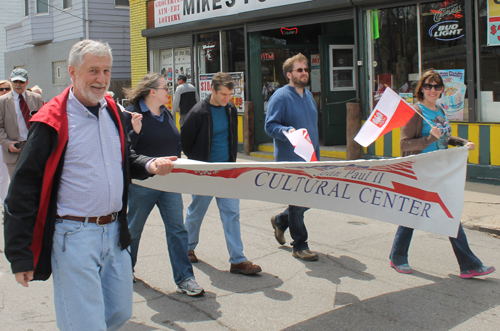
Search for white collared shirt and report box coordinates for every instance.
[11,90,29,141]
[56,89,124,217]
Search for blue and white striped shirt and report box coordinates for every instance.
[56,89,124,217]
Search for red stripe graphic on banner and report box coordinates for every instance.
[172,166,452,218]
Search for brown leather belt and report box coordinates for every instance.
[57,213,117,226]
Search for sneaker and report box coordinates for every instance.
[390,261,413,274]
[188,250,199,263]
[230,260,262,275]
[177,278,204,296]
[133,274,137,283]
[292,249,318,261]
[270,216,286,245]
[460,265,496,279]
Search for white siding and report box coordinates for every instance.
[0,0,24,78]
[53,0,85,42]
[88,0,130,79]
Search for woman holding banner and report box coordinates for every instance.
[123,73,204,295]
[389,69,495,279]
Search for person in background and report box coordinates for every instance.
[123,72,203,296]
[0,80,12,204]
[181,72,262,275]
[265,53,320,262]
[172,74,199,126]
[3,39,176,331]
[30,85,43,96]
[0,69,44,177]
[389,69,495,279]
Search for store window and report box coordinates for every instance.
[159,49,174,111]
[420,0,468,121]
[330,45,355,90]
[478,0,500,122]
[221,29,246,73]
[370,6,419,107]
[369,1,469,122]
[196,29,246,112]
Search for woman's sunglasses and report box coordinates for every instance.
[0,88,11,91]
[422,83,444,91]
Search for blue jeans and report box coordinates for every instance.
[185,195,246,264]
[389,224,483,272]
[127,184,193,284]
[52,218,132,331]
[274,206,310,251]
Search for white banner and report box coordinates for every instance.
[154,0,313,28]
[136,148,469,237]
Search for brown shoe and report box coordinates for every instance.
[270,216,286,245]
[292,249,318,261]
[230,260,262,275]
[188,250,199,263]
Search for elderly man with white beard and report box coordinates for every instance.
[4,39,177,331]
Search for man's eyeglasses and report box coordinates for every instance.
[292,68,310,73]
[422,83,444,91]
[0,88,11,91]
[12,80,26,84]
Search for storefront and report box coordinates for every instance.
[132,0,500,180]
[360,0,500,179]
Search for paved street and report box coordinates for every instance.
[1,153,499,330]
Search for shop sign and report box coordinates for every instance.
[154,0,312,28]
[281,27,298,35]
[199,72,245,113]
[160,49,174,110]
[435,69,466,121]
[261,52,274,61]
[430,0,463,22]
[310,54,320,93]
[203,41,217,62]
[428,21,464,41]
[487,0,500,46]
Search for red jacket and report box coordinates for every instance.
[4,86,151,280]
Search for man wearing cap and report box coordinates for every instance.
[172,74,199,126]
[0,68,44,176]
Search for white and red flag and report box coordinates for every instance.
[354,88,416,147]
[283,128,318,162]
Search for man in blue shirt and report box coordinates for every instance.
[265,53,320,261]
[181,72,261,275]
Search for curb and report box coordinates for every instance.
[462,222,500,237]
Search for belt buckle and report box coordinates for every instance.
[96,213,115,226]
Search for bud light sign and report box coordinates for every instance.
[429,21,464,41]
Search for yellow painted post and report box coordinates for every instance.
[491,125,500,166]
[374,136,384,157]
[238,114,244,144]
[130,0,149,87]
[467,124,479,164]
[449,123,458,148]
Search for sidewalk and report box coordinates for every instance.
[461,181,500,236]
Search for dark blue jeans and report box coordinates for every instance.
[389,224,483,272]
[127,184,193,284]
[274,205,310,251]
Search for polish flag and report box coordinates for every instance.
[284,128,318,162]
[354,88,416,147]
